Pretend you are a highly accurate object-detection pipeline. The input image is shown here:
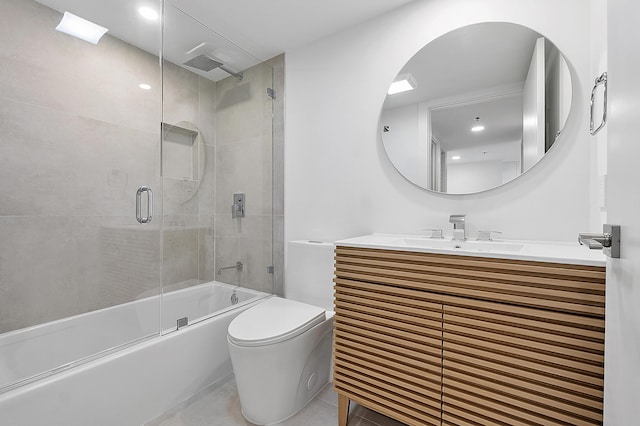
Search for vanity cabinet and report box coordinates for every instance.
[333,246,605,426]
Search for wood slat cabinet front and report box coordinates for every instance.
[333,246,605,426]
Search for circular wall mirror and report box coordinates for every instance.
[381,22,572,194]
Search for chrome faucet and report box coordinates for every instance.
[449,214,466,241]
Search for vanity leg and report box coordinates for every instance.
[338,393,350,426]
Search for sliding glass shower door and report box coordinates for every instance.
[0,0,163,391]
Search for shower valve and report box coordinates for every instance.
[232,193,245,218]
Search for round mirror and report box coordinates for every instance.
[381,22,572,194]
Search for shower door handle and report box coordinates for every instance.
[136,186,153,224]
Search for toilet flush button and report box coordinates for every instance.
[307,372,318,390]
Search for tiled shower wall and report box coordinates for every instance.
[161,62,217,292]
[213,56,284,295]
[0,0,285,333]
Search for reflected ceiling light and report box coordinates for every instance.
[138,6,159,21]
[452,156,461,160]
[388,73,417,95]
[471,116,485,132]
[139,83,152,90]
[55,12,108,44]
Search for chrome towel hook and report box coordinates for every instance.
[590,72,608,135]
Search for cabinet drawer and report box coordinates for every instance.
[335,246,606,316]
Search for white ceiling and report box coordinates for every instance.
[168,0,418,60]
[36,0,417,81]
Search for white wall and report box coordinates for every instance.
[284,0,591,245]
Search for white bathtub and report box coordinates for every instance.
[0,281,269,425]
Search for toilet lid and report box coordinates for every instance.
[228,297,326,347]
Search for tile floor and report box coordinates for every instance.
[146,376,405,426]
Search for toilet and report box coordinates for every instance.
[227,240,335,425]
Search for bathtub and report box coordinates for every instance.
[0,281,269,425]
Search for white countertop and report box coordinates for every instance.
[335,233,606,267]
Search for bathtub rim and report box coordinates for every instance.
[0,281,270,395]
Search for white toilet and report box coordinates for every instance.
[227,240,335,425]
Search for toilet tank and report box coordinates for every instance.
[285,240,335,312]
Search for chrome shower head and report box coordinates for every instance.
[183,54,223,72]
[182,52,243,80]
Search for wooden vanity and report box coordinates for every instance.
[332,243,605,426]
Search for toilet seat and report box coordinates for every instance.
[228,297,326,347]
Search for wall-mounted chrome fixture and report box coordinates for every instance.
[579,224,620,258]
[217,261,244,275]
[590,72,608,135]
[449,214,467,241]
[232,193,245,218]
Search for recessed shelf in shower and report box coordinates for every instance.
[161,122,200,181]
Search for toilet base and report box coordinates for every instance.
[228,313,334,425]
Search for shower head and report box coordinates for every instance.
[183,54,223,72]
[183,52,243,80]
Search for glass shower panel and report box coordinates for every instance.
[0,0,163,391]
[214,62,275,295]
[161,3,273,332]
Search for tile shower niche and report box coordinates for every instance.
[162,122,204,199]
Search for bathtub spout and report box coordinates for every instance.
[217,261,243,275]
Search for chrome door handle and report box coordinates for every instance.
[590,72,608,135]
[579,224,620,258]
[136,186,153,224]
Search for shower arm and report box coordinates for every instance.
[217,261,243,275]
[220,65,243,81]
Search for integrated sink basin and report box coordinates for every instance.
[336,233,606,266]
[396,238,525,253]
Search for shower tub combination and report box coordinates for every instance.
[0,281,268,425]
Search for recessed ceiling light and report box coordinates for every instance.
[138,6,159,21]
[452,156,461,160]
[388,73,417,95]
[55,11,108,44]
[139,83,152,90]
[471,116,484,132]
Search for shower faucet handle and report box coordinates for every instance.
[231,193,245,218]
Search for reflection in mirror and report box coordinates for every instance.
[381,23,572,194]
